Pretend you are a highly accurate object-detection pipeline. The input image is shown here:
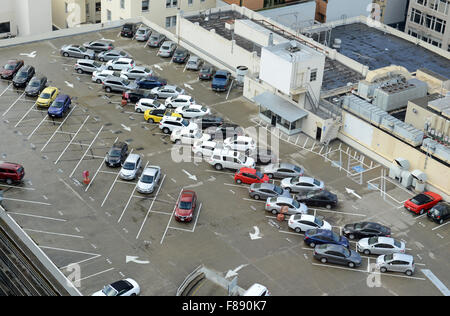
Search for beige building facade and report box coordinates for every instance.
[52,0,102,29]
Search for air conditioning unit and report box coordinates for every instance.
[400,170,413,188]
[411,169,427,192]
[388,157,410,180]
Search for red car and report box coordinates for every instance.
[175,190,197,222]
[0,162,25,184]
[1,59,24,80]
[234,168,269,185]
[404,192,442,215]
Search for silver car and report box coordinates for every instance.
[151,85,185,99]
[376,253,415,276]
[135,26,152,42]
[83,40,114,52]
[119,154,142,180]
[147,33,166,47]
[263,163,304,179]
[249,183,291,201]
[97,50,129,62]
[120,66,153,80]
[157,41,176,58]
[357,237,406,256]
[265,196,307,215]
[280,176,325,193]
[185,56,203,71]
[137,166,161,194]
[60,44,95,59]
[74,59,106,74]
[103,76,138,93]
[92,70,122,84]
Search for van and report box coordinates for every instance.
[242,284,271,296]
[0,162,25,184]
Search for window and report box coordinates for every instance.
[65,2,69,13]
[86,3,90,15]
[107,10,112,21]
[166,0,177,7]
[417,0,427,6]
[142,0,149,12]
[120,0,125,9]
[410,8,423,25]
[188,0,193,5]
[165,16,177,28]
[0,22,10,34]
[96,2,101,12]
[310,69,317,82]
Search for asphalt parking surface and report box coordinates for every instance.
[0,28,448,296]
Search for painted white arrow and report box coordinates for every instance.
[182,169,197,181]
[249,226,262,240]
[121,124,131,132]
[184,83,194,90]
[153,64,163,71]
[225,264,249,279]
[126,256,149,264]
[65,81,74,88]
[207,176,216,182]
[345,188,362,199]
[20,51,37,58]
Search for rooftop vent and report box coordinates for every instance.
[287,41,301,53]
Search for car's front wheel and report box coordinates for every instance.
[253,195,260,200]
[320,258,327,264]
[63,52,69,57]
[271,209,277,215]
[405,270,413,276]
[76,69,83,74]
[348,262,355,268]
[439,219,444,225]
[99,57,104,62]
[96,79,102,84]
[214,164,223,171]
[348,234,355,240]
[326,204,332,209]
[147,118,154,124]
[419,209,425,215]
[6,179,13,185]
[84,55,90,59]
[380,267,387,273]
[105,87,112,93]
[363,249,370,255]
[136,108,143,113]
[163,128,170,134]
[108,66,113,70]
[309,242,316,248]
[267,173,273,179]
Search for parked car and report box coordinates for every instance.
[427,202,450,225]
[137,166,161,194]
[60,44,95,59]
[192,115,224,130]
[1,59,24,80]
[157,41,176,57]
[248,183,290,201]
[36,87,59,108]
[281,176,324,193]
[207,148,255,171]
[92,279,140,296]
[165,95,195,109]
[296,190,338,209]
[313,244,362,268]
[404,191,442,215]
[135,98,165,113]
[147,33,166,47]
[172,48,190,64]
[135,26,152,42]
[92,69,121,84]
[376,253,415,276]
[74,59,106,74]
[102,76,138,93]
[106,58,135,71]
[83,40,114,52]
[159,116,198,134]
[186,56,203,71]
[357,237,405,255]
[262,163,304,179]
[119,154,142,180]
[243,284,271,296]
[121,23,138,38]
[224,135,256,153]
[0,162,25,185]
[144,108,181,123]
[105,142,129,168]
[342,222,391,240]
[175,190,197,222]
[235,168,269,185]
[199,64,215,80]
[136,76,167,90]
[175,104,211,119]
[48,94,71,118]
[25,74,47,97]
[192,140,224,158]
[97,50,129,62]
[247,147,277,165]
[304,229,349,248]
[12,65,35,88]
[288,214,332,233]
[212,70,231,91]
[265,196,307,215]
[151,85,184,99]
[170,128,210,145]
[204,124,245,141]
[120,66,153,80]
[123,89,156,103]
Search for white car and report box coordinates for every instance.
[265,196,308,215]
[135,99,165,113]
[224,135,256,153]
[106,57,135,71]
[357,237,406,256]
[288,214,332,233]
[175,104,211,119]
[92,69,121,84]
[192,140,224,157]
[91,278,140,296]
[243,283,271,296]
[151,85,185,99]
[159,116,198,134]
[137,166,161,194]
[120,66,153,80]
[170,128,211,145]
[280,176,325,193]
[119,154,142,180]
[135,26,151,42]
[165,95,195,108]
[207,148,255,171]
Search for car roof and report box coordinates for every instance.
[373,237,396,244]
[391,253,413,262]
[125,153,140,163]
[0,162,22,169]
[112,142,126,149]
[113,57,133,63]
[19,65,33,71]
[296,176,316,184]
[299,214,316,221]
[257,183,276,190]
[188,55,199,60]
[54,94,69,101]
[243,284,268,296]
[162,115,183,122]
[239,167,256,173]
[278,162,296,169]
[321,243,346,251]
[143,166,159,176]
[180,190,195,200]
[274,196,294,203]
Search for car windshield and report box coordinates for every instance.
[293,166,302,172]
[4,64,15,70]
[200,68,210,73]
[144,68,151,73]
[368,237,378,245]
[292,200,300,208]
[79,46,87,52]
[175,87,182,92]
[179,201,192,210]
[122,79,130,85]
[109,149,121,157]
[410,194,430,205]
[291,176,299,183]
[394,240,401,248]
[201,107,207,112]
[313,179,321,186]
[342,248,351,257]
[161,45,169,50]
[150,36,159,41]
[274,186,282,195]
[123,162,135,170]
[384,254,393,262]
[181,119,189,127]
[138,29,146,34]
[238,153,246,163]
[354,223,363,229]
[141,175,154,184]
[102,285,118,296]
[215,74,227,79]
[120,51,126,56]
[314,217,324,227]
[175,51,184,56]
[40,93,50,99]
[30,80,40,87]
[331,232,340,243]
[93,61,102,68]
[188,61,196,65]
[52,101,64,108]
[17,71,27,78]
[255,171,264,179]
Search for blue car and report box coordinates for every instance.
[136,76,167,90]
[48,94,71,118]
[304,229,349,248]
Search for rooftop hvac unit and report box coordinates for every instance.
[411,170,427,192]
[400,170,413,188]
[388,157,409,180]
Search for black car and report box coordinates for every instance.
[105,142,129,167]
[25,75,47,97]
[12,65,35,88]
[246,147,278,165]
[193,115,224,129]
[342,222,391,240]
[205,123,245,141]
[296,190,338,209]
[121,23,138,38]
[172,49,190,64]
[198,64,215,80]
[427,202,450,224]
[123,89,157,103]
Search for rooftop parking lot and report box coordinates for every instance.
[0,27,448,296]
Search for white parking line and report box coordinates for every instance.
[2,91,25,117]
[24,229,84,239]
[160,188,183,244]
[69,125,104,177]
[310,208,367,217]
[79,268,115,282]
[0,184,35,191]
[8,212,66,222]
[40,105,78,152]
[14,101,38,127]
[421,269,450,296]
[136,174,166,239]
[1,197,51,206]
[54,115,90,164]
[243,198,265,203]
[432,221,449,231]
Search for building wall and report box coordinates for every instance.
[221,0,264,10]
[374,0,408,25]
[315,0,372,23]
[405,100,450,138]
[53,0,102,29]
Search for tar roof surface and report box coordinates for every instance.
[330,23,450,78]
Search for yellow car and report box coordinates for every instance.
[144,108,181,123]
[37,87,59,108]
